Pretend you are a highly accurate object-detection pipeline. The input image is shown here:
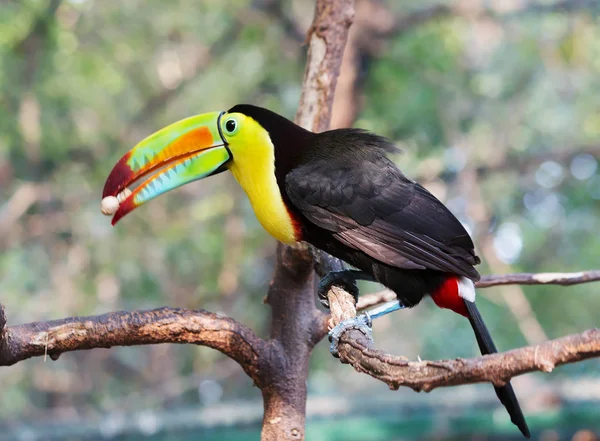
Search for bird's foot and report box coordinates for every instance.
[318,270,373,308]
[327,300,405,358]
[328,313,373,358]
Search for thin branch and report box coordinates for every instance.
[356,289,396,311]
[326,286,600,392]
[0,306,265,384]
[477,269,600,288]
[354,270,600,312]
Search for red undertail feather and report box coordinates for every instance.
[433,276,530,437]
[431,276,468,317]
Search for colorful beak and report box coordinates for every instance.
[102,111,231,225]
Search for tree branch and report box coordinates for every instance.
[477,270,600,288]
[355,270,600,311]
[323,270,600,392]
[0,306,265,383]
[259,1,355,439]
[2,269,595,382]
[295,0,355,132]
[5,1,597,438]
[1,2,356,441]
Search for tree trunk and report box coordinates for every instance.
[259,1,355,438]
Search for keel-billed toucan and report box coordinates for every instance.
[102,104,530,438]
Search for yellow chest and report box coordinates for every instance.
[228,136,298,245]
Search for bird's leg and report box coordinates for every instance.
[328,300,406,357]
[317,270,375,309]
[317,269,408,357]
[363,299,407,320]
[317,269,375,358]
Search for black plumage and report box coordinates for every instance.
[284,130,480,304]
[228,104,530,438]
[229,104,480,306]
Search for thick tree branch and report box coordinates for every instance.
[323,270,600,392]
[259,244,318,441]
[2,270,596,380]
[1,2,356,441]
[259,2,355,439]
[0,306,265,382]
[295,0,355,132]
[5,1,598,439]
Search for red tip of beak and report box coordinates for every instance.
[110,195,136,226]
[102,152,133,198]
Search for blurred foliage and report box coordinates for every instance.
[0,0,599,439]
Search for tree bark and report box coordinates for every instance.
[259,245,318,441]
[3,2,600,440]
[3,270,595,369]
[326,286,600,391]
[259,1,355,439]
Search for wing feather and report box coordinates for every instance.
[285,156,481,280]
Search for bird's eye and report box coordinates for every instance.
[225,118,238,134]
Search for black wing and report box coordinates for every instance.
[285,156,481,280]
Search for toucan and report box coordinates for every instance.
[102,104,530,438]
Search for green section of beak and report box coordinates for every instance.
[102,111,231,224]
[131,145,231,203]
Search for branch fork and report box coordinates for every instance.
[3,1,600,440]
[325,273,600,392]
[1,270,599,441]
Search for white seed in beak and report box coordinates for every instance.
[101,188,132,216]
[116,188,132,203]
[100,196,119,216]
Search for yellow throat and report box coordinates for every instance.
[227,120,298,245]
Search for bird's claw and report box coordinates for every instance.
[317,271,360,309]
[328,313,373,358]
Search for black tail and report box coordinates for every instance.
[464,300,531,438]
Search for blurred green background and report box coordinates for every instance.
[0,0,599,440]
